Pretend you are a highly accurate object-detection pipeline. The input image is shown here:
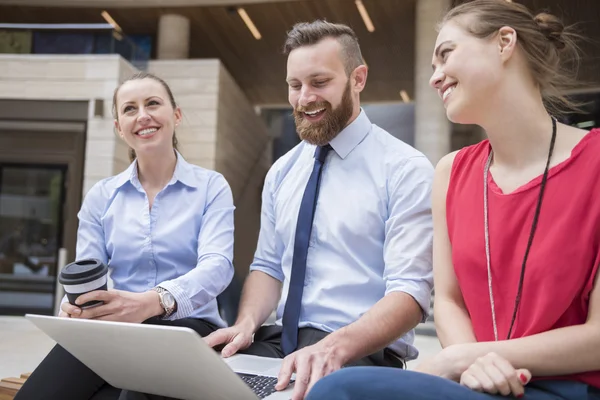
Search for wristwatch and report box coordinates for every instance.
[152,286,176,319]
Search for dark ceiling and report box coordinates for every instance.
[1,0,599,105]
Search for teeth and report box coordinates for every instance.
[305,108,325,116]
[443,85,456,101]
[138,128,158,136]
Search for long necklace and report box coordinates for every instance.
[483,117,557,341]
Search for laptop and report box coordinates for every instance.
[26,314,294,400]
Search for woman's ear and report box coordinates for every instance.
[173,107,183,129]
[498,26,517,63]
[114,119,124,138]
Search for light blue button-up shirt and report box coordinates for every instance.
[250,110,434,360]
[74,152,234,327]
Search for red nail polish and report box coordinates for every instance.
[516,394,523,399]
[519,373,527,384]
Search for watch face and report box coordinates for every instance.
[163,292,175,308]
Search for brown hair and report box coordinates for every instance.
[441,0,583,115]
[283,20,364,76]
[112,72,180,162]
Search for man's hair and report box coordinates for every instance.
[283,20,364,76]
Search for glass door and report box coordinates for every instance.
[0,163,67,315]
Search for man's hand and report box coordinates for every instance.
[66,289,162,323]
[460,352,531,397]
[203,322,254,357]
[275,341,345,400]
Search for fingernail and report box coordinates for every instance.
[516,394,523,398]
[519,373,527,384]
[73,308,81,314]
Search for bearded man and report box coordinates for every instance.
[206,20,435,400]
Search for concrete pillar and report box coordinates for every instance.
[415,0,451,164]
[157,14,190,60]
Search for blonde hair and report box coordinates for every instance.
[441,0,583,115]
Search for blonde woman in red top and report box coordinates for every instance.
[306,1,600,399]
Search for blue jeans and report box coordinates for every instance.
[306,367,600,400]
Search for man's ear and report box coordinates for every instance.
[352,64,368,93]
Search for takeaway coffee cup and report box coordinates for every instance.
[59,259,109,309]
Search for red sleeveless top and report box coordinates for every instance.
[447,128,600,388]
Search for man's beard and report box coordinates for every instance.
[293,82,353,146]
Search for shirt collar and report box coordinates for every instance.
[171,151,198,188]
[113,161,136,189]
[328,108,372,159]
[113,150,198,189]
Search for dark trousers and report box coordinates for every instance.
[14,317,218,400]
[119,324,405,400]
[306,367,600,400]
[239,324,405,368]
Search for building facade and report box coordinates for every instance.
[0,0,598,318]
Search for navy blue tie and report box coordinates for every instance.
[281,145,332,355]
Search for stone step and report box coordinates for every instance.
[415,320,437,337]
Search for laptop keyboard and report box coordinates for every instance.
[237,373,284,399]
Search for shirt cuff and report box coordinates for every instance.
[157,281,192,320]
[249,264,284,283]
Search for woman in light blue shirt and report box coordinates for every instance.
[16,72,235,400]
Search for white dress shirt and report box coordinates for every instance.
[75,152,234,327]
[250,110,434,360]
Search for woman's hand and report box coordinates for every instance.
[67,289,164,323]
[414,344,473,381]
[58,307,71,318]
[460,352,531,398]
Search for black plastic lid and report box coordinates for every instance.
[58,259,108,285]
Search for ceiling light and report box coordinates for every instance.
[399,90,411,103]
[355,0,375,33]
[237,8,262,40]
[101,11,122,33]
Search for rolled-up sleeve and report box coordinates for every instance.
[384,156,434,322]
[249,168,284,282]
[159,174,235,320]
